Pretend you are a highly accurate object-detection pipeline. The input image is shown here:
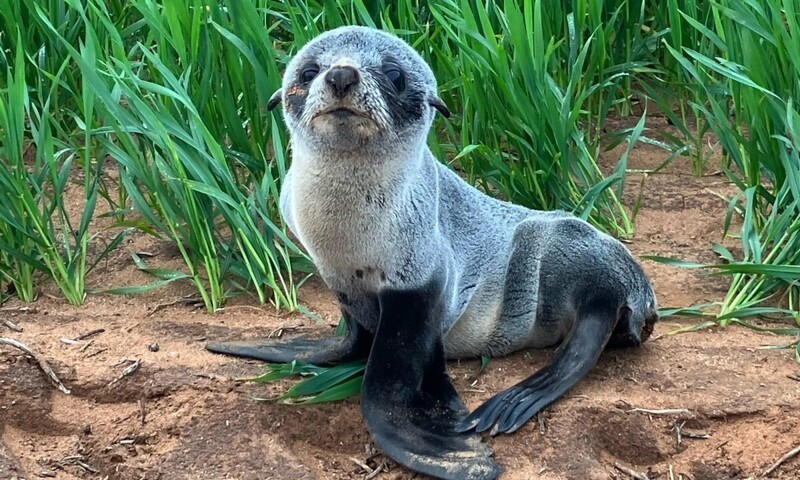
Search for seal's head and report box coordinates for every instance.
[608,283,659,349]
[268,26,449,154]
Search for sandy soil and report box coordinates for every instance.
[2,119,799,480]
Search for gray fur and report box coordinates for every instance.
[274,25,658,360]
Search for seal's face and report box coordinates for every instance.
[268,26,449,153]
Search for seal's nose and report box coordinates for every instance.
[325,66,360,97]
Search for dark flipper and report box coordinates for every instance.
[205,313,372,365]
[361,278,500,480]
[457,301,619,436]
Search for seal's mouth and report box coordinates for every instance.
[330,107,358,118]
[313,106,368,120]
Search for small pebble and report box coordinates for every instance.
[148,342,160,352]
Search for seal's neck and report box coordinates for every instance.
[289,137,429,192]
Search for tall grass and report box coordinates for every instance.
[663,0,800,326]
[0,41,38,302]
[37,0,311,312]
[0,36,124,305]
[1,0,310,311]
[641,0,716,176]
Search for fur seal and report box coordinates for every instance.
[207,25,659,480]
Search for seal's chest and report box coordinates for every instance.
[288,180,401,278]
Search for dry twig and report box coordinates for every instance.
[79,339,95,353]
[628,407,691,416]
[613,462,650,480]
[2,319,23,332]
[138,398,146,425]
[73,328,105,341]
[463,387,486,393]
[147,295,203,317]
[350,457,374,474]
[268,324,302,339]
[762,443,800,477]
[682,430,711,440]
[86,347,108,358]
[125,322,140,333]
[110,357,133,367]
[60,455,99,474]
[107,359,142,387]
[673,420,685,447]
[0,337,70,394]
[671,422,709,446]
[365,459,388,479]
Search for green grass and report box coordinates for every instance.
[250,360,366,405]
[3,0,313,312]
[656,0,800,326]
[1,0,799,373]
[0,34,125,305]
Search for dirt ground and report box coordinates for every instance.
[2,118,800,480]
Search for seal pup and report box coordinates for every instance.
[207,25,658,480]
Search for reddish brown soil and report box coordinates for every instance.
[2,123,800,480]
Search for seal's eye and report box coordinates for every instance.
[300,65,320,85]
[383,66,405,92]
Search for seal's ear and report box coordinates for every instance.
[428,95,451,118]
[267,89,282,111]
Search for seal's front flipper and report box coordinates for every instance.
[205,314,372,365]
[361,280,500,480]
[457,301,619,436]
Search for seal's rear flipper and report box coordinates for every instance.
[205,314,372,365]
[361,280,500,480]
[456,301,619,436]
